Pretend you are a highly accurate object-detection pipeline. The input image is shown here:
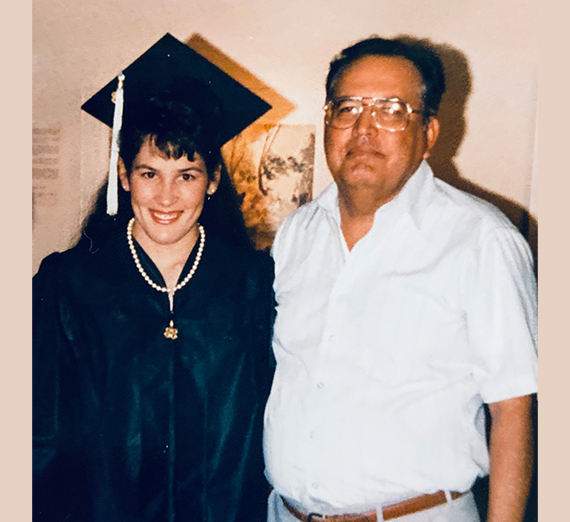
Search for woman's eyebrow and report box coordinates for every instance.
[132,163,155,170]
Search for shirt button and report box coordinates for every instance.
[317,382,324,389]
[312,482,319,489]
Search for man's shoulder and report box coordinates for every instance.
[430,177,520,236]
[278,184,335,234]
[271,185,336,268]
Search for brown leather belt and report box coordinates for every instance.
[281,490,465,521]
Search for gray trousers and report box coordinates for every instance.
[267,489,481,522]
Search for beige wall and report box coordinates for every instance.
[32,0,537,273]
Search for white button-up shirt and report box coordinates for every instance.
[263,161,537,514]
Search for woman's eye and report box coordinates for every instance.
[181,173,194,181]
[140,171,155,179]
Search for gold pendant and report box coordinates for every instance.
[164,320,178,340]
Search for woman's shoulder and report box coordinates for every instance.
[33,247,84,303]
[34,228,126,289]
[208,234,272,267]
[34,245,84,280]
[204,234,274,290]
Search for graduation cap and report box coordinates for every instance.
[81,33,272,214]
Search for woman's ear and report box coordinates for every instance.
[207,165,221,195]
[118,157,130,192]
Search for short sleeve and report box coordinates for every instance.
[464,226,538,403]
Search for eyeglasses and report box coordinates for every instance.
[324,97,422,132]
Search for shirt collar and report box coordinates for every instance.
[389,160,435,229]
[315,160,436,230]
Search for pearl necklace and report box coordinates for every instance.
[127,217,205,339]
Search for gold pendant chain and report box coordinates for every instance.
[126,217,205,339]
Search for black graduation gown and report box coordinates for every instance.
[33,225,275,522]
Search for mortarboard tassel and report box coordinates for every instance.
[107,72,125,215]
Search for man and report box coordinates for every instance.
[264,37,537,522]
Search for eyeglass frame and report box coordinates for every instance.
[323,96,424,132]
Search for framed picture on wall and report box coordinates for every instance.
[224,123,315,251]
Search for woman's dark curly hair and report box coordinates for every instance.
[78,77,251,250]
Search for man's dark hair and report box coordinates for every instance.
[79,80,251,250]
[326,36,446,121]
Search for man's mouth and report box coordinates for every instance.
[346,148,383,159]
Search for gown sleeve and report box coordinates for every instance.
[205,250,276,522]
[253,251,277,376]
[33,253,93,521]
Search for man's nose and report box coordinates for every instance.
[353,104,379,135]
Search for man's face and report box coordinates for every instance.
[324,55,439,203]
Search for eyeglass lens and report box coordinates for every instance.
[327,99,410,131]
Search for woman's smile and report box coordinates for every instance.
[150,209,184,225]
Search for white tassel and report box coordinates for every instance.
[107,72,125,215]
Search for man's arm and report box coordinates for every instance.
[486,394,535,522]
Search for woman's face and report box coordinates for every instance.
[119,138,219,254]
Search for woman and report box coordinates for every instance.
[33,77,275,522]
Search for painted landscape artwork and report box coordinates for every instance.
[223,124,315,251]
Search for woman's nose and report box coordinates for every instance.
[156,179,177,205]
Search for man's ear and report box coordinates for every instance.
[207,165,221,195]
[422,117,440,159]
[118,157,130,192]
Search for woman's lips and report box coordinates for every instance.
[150,210,182,225]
